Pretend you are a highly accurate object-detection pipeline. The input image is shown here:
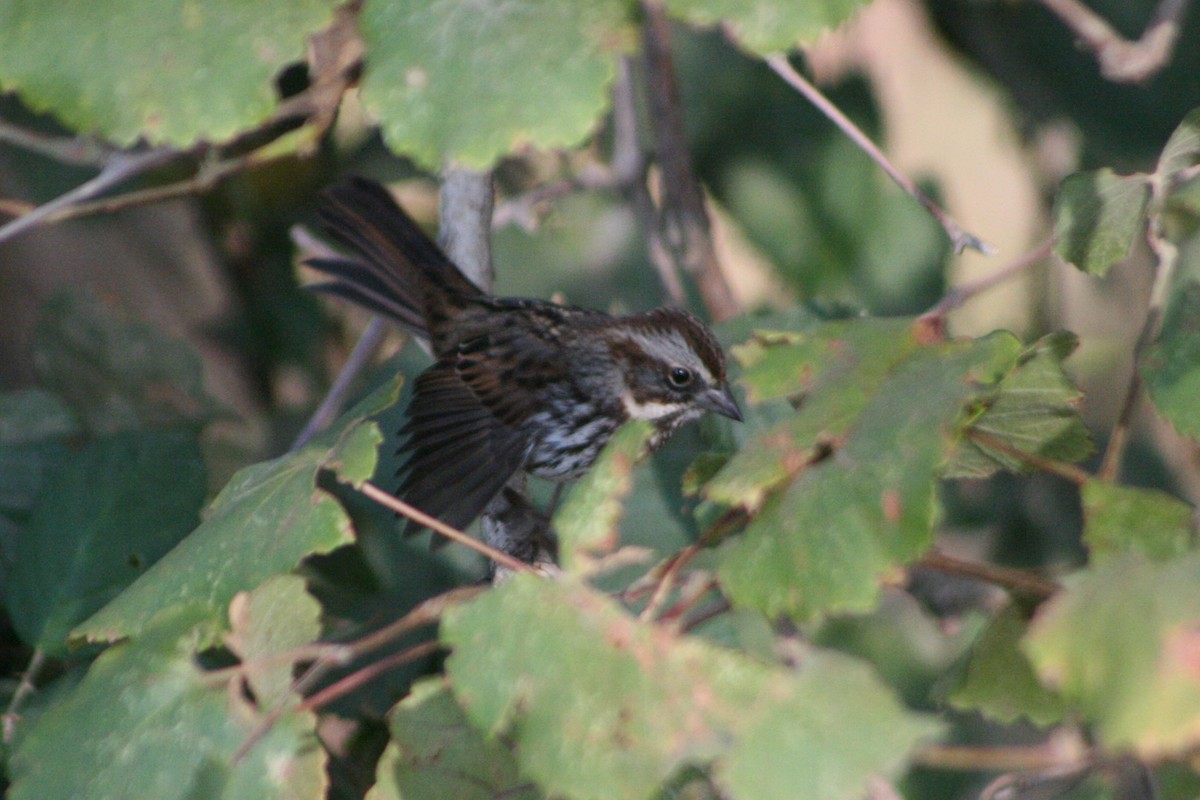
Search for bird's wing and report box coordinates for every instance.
[396,343,541,541]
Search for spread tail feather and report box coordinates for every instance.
[306,177,485,335]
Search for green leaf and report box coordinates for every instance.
[1143,280,1200,440]
[5,430,206,654]
[225,576,322,710]
[442,576,937,800]
[0,389,80,446]
[1052,168,1150,276]
[719,333,1020,621]
[1081,481,1194,562]
[360,0,631,169]
[948,604,1065,727]
[8,607,327,800]
[367,678,540,800]
[72,407,387,647]
[947,333,1093,478]
[707,318,922,509]
[553,420,654,572]
[0,0,337,146]
[1024,552,1200,758]
[664,0,870,54]
[32,291,223,435]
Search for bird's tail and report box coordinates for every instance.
[305,177,485,337]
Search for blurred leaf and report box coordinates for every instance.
[947,333,1093,478]
[0,389,80,446]
[949,604,1065,727]
[554,420,653,572]
[442,575,937,800]
[1081,481,1194,562]
[71,376,403,647]
[0,0,336,146]
[8,607,327,800]
[719,333,1020,621]
[1157,108,1200,179]
[708,318,922,509]
[33,291,223,435]
[367,678,540,800]
[664,0,870,53]
[1053,169,1149,276]
[360,0,631,169]
[225,575,322,710]
[5,430,206,654]
[1024,552,1200,758]
[1143,280,1200,441]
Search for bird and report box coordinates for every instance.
[305,177,742,541]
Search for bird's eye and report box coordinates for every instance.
[668,367,694,387]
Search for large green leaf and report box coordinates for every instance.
[442,576,937,800]
[5,430,206,654]
[705,317,921,510]
[32,291,222,435]
[1053,168,1150,276]
[8,607,327,800]
[72,375,401,646]
[665,0,870,54]
[1024,552,1200,758]
[948,604,1065,727]
[367,678,540,800]
[718,333,1020,621]
[360,0,630,169]
[0,0,337,146]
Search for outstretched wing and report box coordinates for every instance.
[396,322,560,541]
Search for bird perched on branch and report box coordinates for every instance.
[306,177,742,540]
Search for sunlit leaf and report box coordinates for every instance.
[72,376,402,647]
[0,0,337,145]
[361,0,631,169]
[718,334,1020,621]
[442,575,937,800]
[8,607,327,800]
[1024,552,1200,758]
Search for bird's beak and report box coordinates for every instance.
[701,384,743,422]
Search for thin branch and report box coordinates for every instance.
[764,53,993,256]
[0,118,118,166]
[2,648,47,745]
[640,1,740,321]
[1037,0,1188,83]
[917,743,1089,773]
[679,596,732,633]
[918,549,1060,601]
[0,147,180,245]
[290,318,389,452]
[967,429,1092,486]
[299,640,441,713]
[922,238,1055,320]
[360,482,535,575]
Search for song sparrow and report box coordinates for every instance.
[306,177,742,536]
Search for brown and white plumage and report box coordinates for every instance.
[307,178,741,537]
